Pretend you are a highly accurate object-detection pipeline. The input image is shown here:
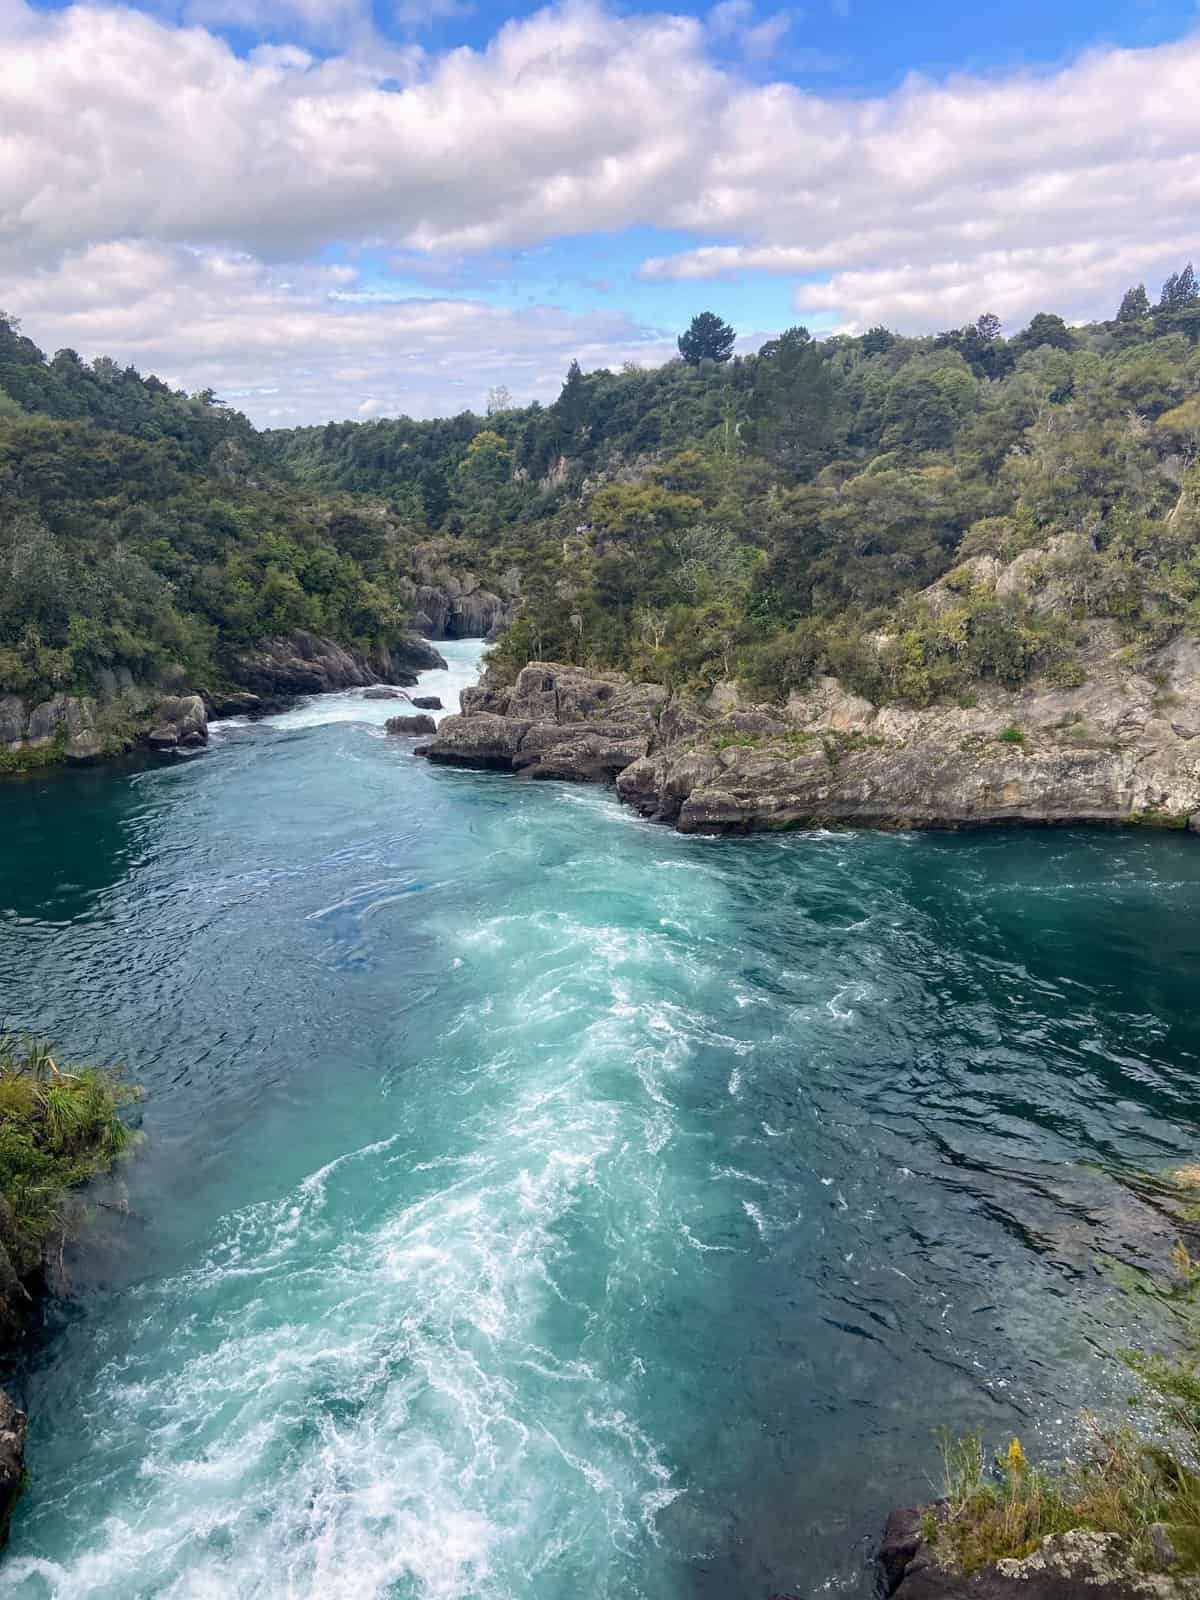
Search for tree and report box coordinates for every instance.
[1159,264,1198,311]
[746,325,843,475]
[678,311,736,366]
[1117,284,1150,323]
[1011,312,1074,357]
[975,312,1002,343]
[486,384,514,416]
[860,326,896,356]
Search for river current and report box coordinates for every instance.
[1,639,1200,1599]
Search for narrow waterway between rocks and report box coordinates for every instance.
[2,640,1200,1599]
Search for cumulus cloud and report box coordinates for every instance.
[640,34,1200,329]
[0,241,678,422]
[1,0,1199,413]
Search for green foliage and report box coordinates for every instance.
[5,290,1200,721]
[0,1036,138,1242]
[678,311,736,366]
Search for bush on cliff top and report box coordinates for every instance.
[0,1036,138,1241]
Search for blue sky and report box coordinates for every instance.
[3,0,1198,421]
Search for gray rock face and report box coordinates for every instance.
[423,712,532,768]
[228,631,446,696]
[146,695,208,751]
[419,663,664,782]
[418,640,1200,834]
[413,579,519,641]
[411,696,442,710]
[0,1390,27,1549]
[385,714,437,736]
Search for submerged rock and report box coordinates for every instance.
[385,713,437,736]
[363,687,406,701]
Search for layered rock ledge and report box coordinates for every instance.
[418,638,1200,834]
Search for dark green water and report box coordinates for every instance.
[2,640,1200,1599]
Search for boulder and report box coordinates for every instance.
[411,696,443,710]
[363,687,405,701]
[385,714,437,736]
[0,1391,26,1548]
[145,694,208,751]
[204,689,264,718]
[421,713,532,768]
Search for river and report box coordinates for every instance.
[2,638,1199,1598]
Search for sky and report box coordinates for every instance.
[1,0,1198,424]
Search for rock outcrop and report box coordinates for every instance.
[385,713,437,735]
[0,1392,26,1549]
[411,696,443,710]
[880,1507,1196,1599]
[418,634,1200,834]
[411,576,518,641]
[1,687,209,766]
[227,630,446,697]
[422,663,666,782]
[146,694,208,750]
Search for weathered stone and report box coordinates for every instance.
[146,694,208,751]
[384,714,437,735]
[228,630,445,696]
[460,685,512,717]
[412,582,517,640]
[363,687,405,701]
[411,696,443,710]
[0,1391,27,1549]
[0,697,25,747]
[422,714,532,768]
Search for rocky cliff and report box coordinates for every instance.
[0,630,447,770]
[222,630,446,704]
[418,629,1200,834]
[0,683,209,768]
[411,578,519,641]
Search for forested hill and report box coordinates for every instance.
[4,268,1200,744]
[266,278,1200,709]
[0,314,426,712]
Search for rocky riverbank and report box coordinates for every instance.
[418,628,1200,833]
[0,629,447,772]
[878,1507,1200,1600]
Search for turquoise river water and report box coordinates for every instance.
[2,639,1200,1599]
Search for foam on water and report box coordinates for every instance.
[215,638,486,735]
[4,652,1200,1598]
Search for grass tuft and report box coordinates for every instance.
[0,1034,139,1242]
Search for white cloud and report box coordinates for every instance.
[0,240,678,422]
[1,0,1199,411]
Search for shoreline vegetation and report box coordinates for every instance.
[882,1171,1200,1597]
[0,1036,138,1543]
[5,276,1200,812]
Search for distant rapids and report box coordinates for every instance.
[2,639,1199,1598]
